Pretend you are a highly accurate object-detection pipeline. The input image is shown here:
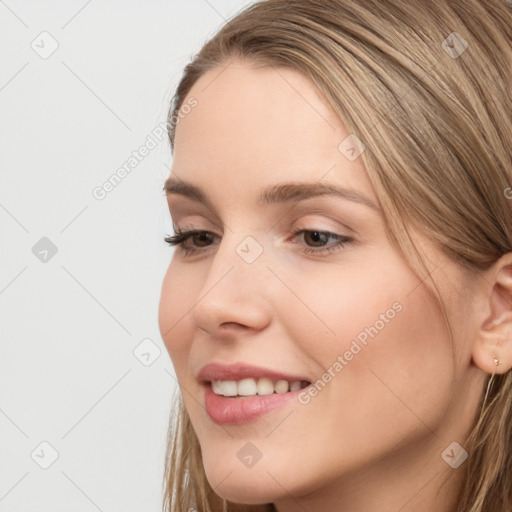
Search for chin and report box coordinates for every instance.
[202,458,290,505]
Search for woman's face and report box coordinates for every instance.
[159,61,482,509]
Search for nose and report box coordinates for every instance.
[190,234,272,339]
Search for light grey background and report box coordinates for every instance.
[0,1,254,510]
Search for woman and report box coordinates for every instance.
[158,1,512,510]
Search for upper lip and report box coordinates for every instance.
[197,362,312,383]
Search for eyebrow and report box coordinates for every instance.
[163,176,379,212]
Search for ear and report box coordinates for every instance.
[472,253,512,375]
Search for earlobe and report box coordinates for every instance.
[472,346,509,375]
[472,254,512,375]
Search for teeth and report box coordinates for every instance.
[256,377,274,396]
[289,380,302,391]
[238,378,257,396]
[275,380,289,393]
[211,380,237,396]
[211,378,308,397]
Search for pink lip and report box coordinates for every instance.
[203,383,305,425]
[197,362,310,383]
[197,362,312,425]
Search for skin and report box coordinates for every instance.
[158,59,512,511]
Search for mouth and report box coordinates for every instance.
[202,378,313,425]
[197,362,314,424]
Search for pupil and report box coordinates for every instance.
[196,233,210,246]
[308,231,326,246]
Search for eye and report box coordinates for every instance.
[290,229,353,255]
[164,229,217,255]
[164,227,353,258]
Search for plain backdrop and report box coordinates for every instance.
[0,1,255,510]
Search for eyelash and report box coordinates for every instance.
[164,228,353,256]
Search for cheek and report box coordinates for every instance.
[271,258,423,367]
[158,260,196,368]
[277,260,454,438]
[280,256,449,361]
[361,286,453,394]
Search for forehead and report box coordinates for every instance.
[172,60,371,198]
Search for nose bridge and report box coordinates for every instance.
[190,231,270,334]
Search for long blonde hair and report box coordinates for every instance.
[163,1,512,510]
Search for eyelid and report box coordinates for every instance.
[289,214,356,237]
[168,202,223,228]
[171,216,223,234]
[171,208,359,242]
[170,201,359,230]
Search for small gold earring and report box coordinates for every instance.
[492,354,500,367]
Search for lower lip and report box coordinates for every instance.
[203,383,305,425]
